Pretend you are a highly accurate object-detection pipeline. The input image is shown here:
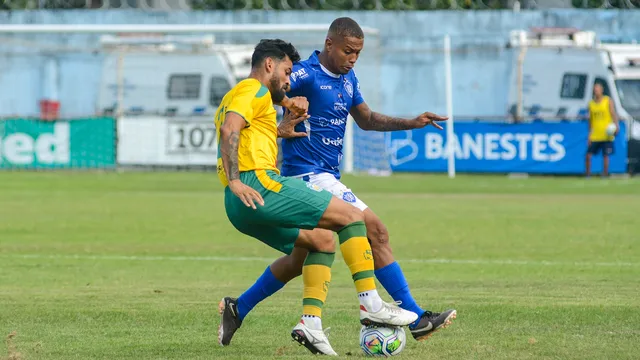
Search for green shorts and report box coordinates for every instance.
[224,170,333,255]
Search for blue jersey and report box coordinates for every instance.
[281,51,365,180]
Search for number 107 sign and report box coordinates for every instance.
[166,121,217,156]
[116,116,218,166]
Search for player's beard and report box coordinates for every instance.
[269,74,286,104]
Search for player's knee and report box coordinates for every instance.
[344,205,365,225]
[298,229,335,253]
[367,221,390,248]
[311,232,335,253]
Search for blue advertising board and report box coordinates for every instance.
[388,121,627,174]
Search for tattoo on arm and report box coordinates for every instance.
[365,112,414,131]
[221,130,240,181]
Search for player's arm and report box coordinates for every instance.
[278,96,309,117]
[219,112,264,209]
[278,109,309,138]
[609,98,619,135]
[586,105,592,145]
[349,102,448,132]
[277,64,311,116]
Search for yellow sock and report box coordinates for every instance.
[338,221,376,293]
[302,251,335,318]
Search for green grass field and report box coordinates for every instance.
[1,172,639,359]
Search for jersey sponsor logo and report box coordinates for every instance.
[320,85,332,90]
[322,137,343,147]
[306,182,323,192]
[342,191,357,203]
[344,79,354,98]
[334,102,347,111]
[318,118,346,127]
[291,68,308,82]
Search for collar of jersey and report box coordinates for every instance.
[310,50,340,79]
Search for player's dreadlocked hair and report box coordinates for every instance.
[328,17,364,39]
[251,39,301,68]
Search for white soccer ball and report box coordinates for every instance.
[359,325,406,357]
[606,123,617,136]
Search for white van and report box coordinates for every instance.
[97,36,254,117]
[506,28,640,128]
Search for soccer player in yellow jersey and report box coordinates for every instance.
[215,39,417,355]
[586,82,619,177]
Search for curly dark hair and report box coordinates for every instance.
[251,39,301,68]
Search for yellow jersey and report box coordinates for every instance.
[214,78,279,187]
[588,96,614,142]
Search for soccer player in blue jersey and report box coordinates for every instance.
[219,17,455,352]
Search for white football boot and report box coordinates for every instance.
[360,301,419,327]
[291,321,338,356]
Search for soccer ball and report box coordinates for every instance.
[606,123,617,136]
[359,325,406,357]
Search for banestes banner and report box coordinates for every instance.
[388,121,627,174]
[0,118,115,169]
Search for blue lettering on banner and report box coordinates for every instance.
[388,121,627,174]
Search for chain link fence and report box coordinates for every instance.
[0,0,637,10]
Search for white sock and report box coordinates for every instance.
[358,289,383,313]
[301,315,323,330]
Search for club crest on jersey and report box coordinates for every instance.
[306,182,323,192]
[344,79,354,98]
[342,191,357,203]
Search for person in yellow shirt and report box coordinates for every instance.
[586,82,619,177]
[215,39,417,355]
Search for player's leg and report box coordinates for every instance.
[218,223,336,354]
[231,228,332,327]
[602,141,614,177]
[291,229,338,355]
[586,142,597,177]
[363,209,456,340]
[586,142,594,177]
[269,246,308,283]
[308,173,455,339]
[220,172,338,353]
[307,174,424,316]
[261,172,417,327]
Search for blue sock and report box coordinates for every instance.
[375,262,425,328]
[236,266,285,321]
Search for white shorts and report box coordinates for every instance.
[295,172,368,211]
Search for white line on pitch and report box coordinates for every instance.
[1,253,638,267]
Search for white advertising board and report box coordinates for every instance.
[117,116,217,166]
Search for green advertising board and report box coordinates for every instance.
[0,118,115,169]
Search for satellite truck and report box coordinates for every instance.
[506,27,640,172]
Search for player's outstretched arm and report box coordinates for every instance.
[219,112,264,209]
[350,102,448,132]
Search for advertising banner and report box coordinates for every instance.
[0,118,115,169]
[117,116,216,166]
[388,121,627,174]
